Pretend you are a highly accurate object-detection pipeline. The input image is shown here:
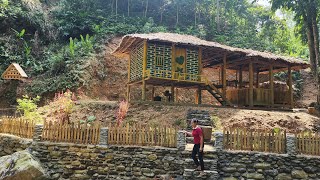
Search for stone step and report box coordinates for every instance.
[184,159,217,171]
[183,169,219,180]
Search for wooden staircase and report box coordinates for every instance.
[205,83,232,106]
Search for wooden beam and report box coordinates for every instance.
[196,86,202,105]
[126,85,131,102]
[128,51,131,83]
[171,85,175,102]
[288,66,294,109]
[269,65,274,106]
[142,40,148,101]
[172,43,176,77]
[249,60,254,107]
[223,53,227,98]
[256,70,260,88]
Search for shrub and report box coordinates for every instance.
[45,90,76,124]
[17,95,42,123]
[115,100,129,126]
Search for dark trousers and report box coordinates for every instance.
[192,144,204,171]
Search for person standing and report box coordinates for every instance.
[184,119,205,174]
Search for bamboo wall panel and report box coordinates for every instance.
[130,43,144,82]
[146,43,172,78]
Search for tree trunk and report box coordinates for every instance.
[145,0,149,17]
[216,0,220,31]
[111,0,114,15]
[115,0,118,17]
[304,14,317,75]
[128,0,130,16]
[176,3,179,26]
[310,2,320,104]
[194,2,197,26]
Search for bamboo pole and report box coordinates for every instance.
[269,64,274,106]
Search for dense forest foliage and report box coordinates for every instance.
[0,0,318,101]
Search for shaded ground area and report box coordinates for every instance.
[67,101,320,133]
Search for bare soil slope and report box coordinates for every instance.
[297,69,318,107]
[69,101,320,133]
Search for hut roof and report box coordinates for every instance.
[1,63,28,80]
[113,32,309,70]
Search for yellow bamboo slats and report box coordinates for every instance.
[108,123,177,148]
[0,117,35,139]
[296,131,320,156]
[223,128,286,153]
[42,121,101,145]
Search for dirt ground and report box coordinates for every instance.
[67,100,320,133]
[296,69,318,108]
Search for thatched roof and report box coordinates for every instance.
[113,32,309,70]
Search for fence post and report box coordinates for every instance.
[214,131,224,151]
[177,131,186,151]
[286,133,296,155]
[33,124,43,142]
[99,127,109,146]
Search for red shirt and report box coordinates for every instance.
[192,127,203,144]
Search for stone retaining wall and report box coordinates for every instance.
[30,142,188,180]
[217,151,320,180]
[0,134,32,157]
[1,132,320,180]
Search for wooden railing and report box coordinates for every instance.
[144,70,208,84]
[296,131,320,156]
[42,121,101,145]
[0,117,35,139]
[223,128,286,153]
[108,123,177,148]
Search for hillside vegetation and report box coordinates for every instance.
[0,0,311,105]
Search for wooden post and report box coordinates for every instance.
[239,66,243,89]
[171,85,175,102]
[197,86,202,105]
[151,86,155,101]
[223,53,227,98]
[126,85,131,102]
[269,65,274,106]
[249,60,254,107]
[176,88,179,103]
[195,87,202,104]
[142,40,147,101]
[288,66,294,109]
[256,70,260,88]
[198,47,202,74]
[172,43,176,79]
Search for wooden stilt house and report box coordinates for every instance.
[113,33,309,109]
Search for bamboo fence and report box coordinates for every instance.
[295,131,320,156]
[223,128,286,153]
[42,121,101,145]
[0,117,35,139]
[108,123,177,148]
